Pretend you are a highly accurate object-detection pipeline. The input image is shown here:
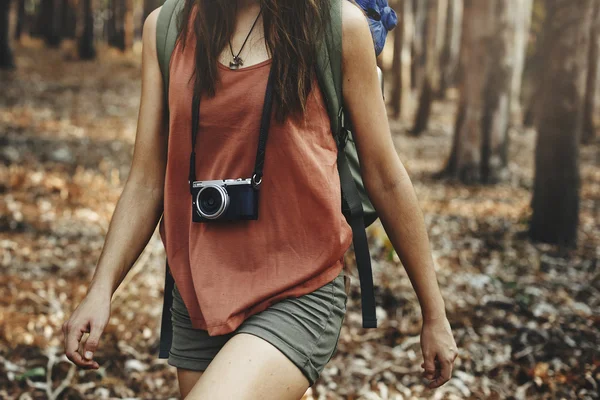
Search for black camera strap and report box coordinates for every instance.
[189,65,276,194]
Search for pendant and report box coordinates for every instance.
[229,56,244,70]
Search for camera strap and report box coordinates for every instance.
[189,65,276,194]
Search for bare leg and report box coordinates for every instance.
[184,333,310,400]
[177,369,204,398]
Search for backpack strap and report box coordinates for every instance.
[316,0,377,329]
[156,0,184,112]
[155,0,183,359]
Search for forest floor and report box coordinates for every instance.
[0,39,598,400]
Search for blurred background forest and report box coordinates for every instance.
[0,0,598,399]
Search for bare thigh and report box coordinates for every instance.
[184,333,310,400]
[177,369,204,399]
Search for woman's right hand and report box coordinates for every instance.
[62,288,111,369]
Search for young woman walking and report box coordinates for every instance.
[62,0,458,398]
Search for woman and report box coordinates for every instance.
[62,0,458,398]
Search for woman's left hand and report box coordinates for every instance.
[419,315,459,389]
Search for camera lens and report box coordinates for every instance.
[196,184,230,219]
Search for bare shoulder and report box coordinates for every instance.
[142,6,162,57]
[341,1,374,66]
[341,0,368,33]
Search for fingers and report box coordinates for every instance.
[79,333,100,370]
[83,321,105,364]
[427,356,452,389]
[64,320,99,369]
[421,351,437,381]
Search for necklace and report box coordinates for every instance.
[228,7,263,70]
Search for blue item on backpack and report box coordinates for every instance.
[355,0,398,55]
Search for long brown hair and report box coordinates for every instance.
[176,0,332,123]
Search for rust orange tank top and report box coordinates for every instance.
[158,25,353,336]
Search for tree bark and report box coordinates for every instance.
[438,0,462,98]
[108,0,124,49]
[522,1,547,127]
[529,0,592,247]
[481,0,516,182]
[390,0,414,121]
[412,0,447,135]
[109,0,134,51]
[61,0,77,39]
[78,0,95,59]
[510,0,533,123]
[390,2,403,120]
[411,0,428,89]
[0,0,15,69]
[14,0,24,41]
[42,0,63,47]
[439,0,517,184]
[582,0,600,144]
[124,0,133,50]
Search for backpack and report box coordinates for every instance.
[155,0,384,359]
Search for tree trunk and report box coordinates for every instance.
[582,0,600,144]
[411,0,428,89]
[108,0,134,51]
[438,0,463,98]
[412,0,447,135]
[61,0,77,39]
[390,2,403,120]
[390,0,414,121]
[14,0,24,41]
[529,0,592,247]
[42,0,63,47]
[78,0,95,59]
[480,0,517,182]
[522,0,547,128]
[108,0,124,49]
[124,0,133,50]
[0,0,15,69]
[510,0,533,124]
[439,0,516,183]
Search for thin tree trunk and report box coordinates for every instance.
[438,0,462,98]
[510,0,533,124]
[390,1,403,120]
[14,0,24,40]
[529,0,592,247]
[0,0,15,69]
[412,0,447,135]
[399,0,414,121]
[61,0,77,38]
[43,0,63,47]
[108,0,124,49]
[439,0,473,178]
[582,0,600,144]
[391,0,413,120]
[78,0,95,59]
[124,0,133,50]
[411,0,427,89]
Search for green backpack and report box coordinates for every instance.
[156,0,379,359]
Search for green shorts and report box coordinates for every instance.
[167,269,348,386]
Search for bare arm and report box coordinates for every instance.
[340,1,458,388]
[88,8,168,297]
[63,7,168,368]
